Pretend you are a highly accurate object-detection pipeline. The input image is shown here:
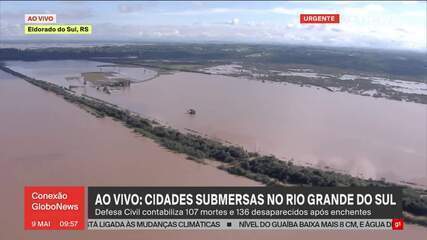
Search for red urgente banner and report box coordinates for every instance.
[300,14,340,24]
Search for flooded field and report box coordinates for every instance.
[5,60,156,88]
[1,65,426,240]
[0,70,258,239]
[4,60,427,186]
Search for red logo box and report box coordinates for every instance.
[300,14,340,24]
[24,186,85,230]
[392,218,404,230]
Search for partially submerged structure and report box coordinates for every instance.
[187,109,196,115]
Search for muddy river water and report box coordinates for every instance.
[5,60,427,187]
[1,62,427,238]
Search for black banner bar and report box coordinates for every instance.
[88,187,402,219]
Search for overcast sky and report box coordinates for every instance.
[1,1,426,50]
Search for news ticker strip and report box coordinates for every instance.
[87,219,398,230]
[24,186,404,230]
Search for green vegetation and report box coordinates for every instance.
[1,64,426,226]
[80,71,131,88]
[1,43,426,78]
[2,44,426,104]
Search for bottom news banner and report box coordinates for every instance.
[24,186,404,231]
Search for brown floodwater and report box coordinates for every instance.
[91,72,426,186]
[1,69,426,238]
[6,60,427,185]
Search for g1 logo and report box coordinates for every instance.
[392,219,404,230]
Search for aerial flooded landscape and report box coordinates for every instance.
[1,43,426,220]
[1,0,427,238]
[0,44,427,239]
[1,42,427,237]
[1,43,427,237]
[3,57,427,187]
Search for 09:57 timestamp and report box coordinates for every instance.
[59,220,79,228]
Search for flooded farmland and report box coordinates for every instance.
[1,63,426,240]
[0,70,259,239]
[4,60,427,186]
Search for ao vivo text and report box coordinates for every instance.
[94,193,397,206]
[25,14,56,24]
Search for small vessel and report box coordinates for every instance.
[187,109,196,115]
[102,86,111,94]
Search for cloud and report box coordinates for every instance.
[331,1,353,5]
[401,11,425,17]
[270,7,341,15]
[210,8,235,14]
[190,1,205,7]
[330,27,342,32]
[165,6,339,17]
[270,7,295,15]
[343,4,384,16]
[118,4,144,13]
[1,1,424,51]
[365,4,385,12]
[400,1,422,4]
[163,8,236,16]
[60,9,93,19]
[229,18,240,25]
[163,8,267,16]
[60,1,89,6]
[80,21,425,50]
